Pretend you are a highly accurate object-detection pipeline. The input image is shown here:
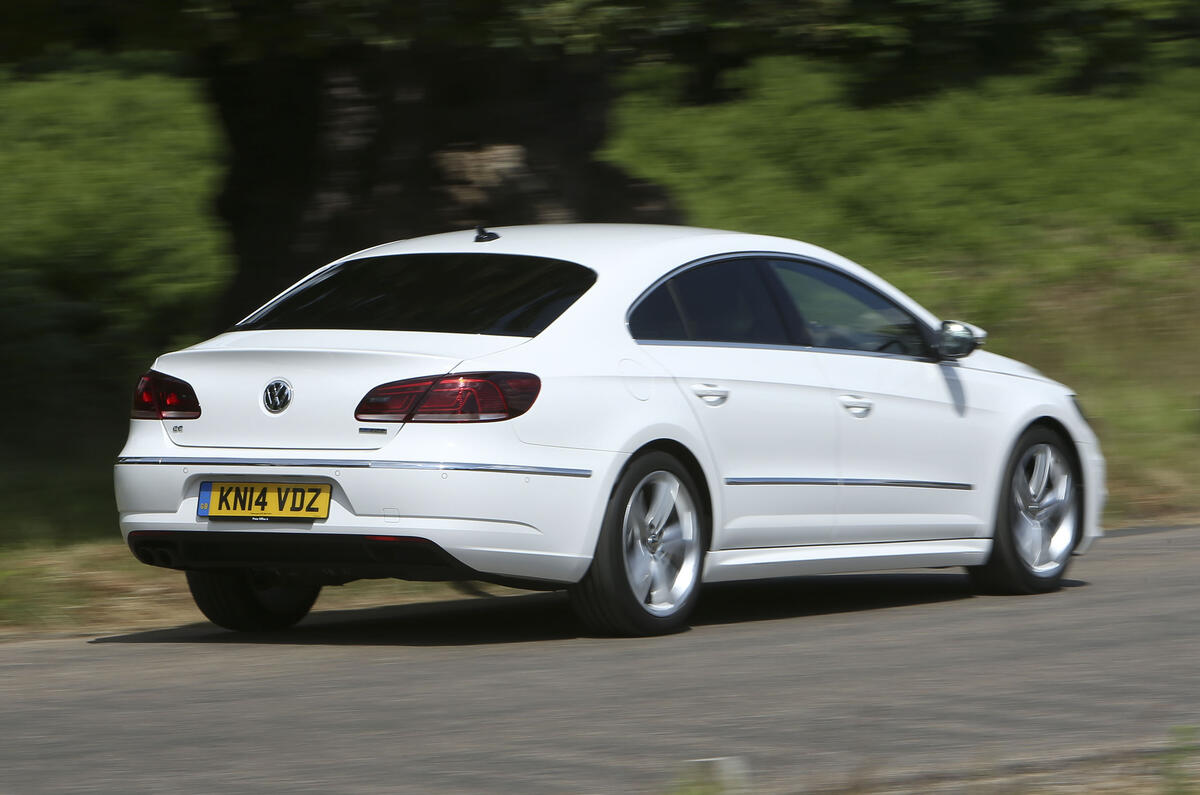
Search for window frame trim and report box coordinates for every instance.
[625,251,940,362]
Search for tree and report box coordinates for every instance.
[2,2,692,323]
[2,0,1192,325]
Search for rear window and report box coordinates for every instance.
[235,253,597,337]
[628,257,790,345]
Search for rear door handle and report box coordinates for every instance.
[838,394,874,418]
[691,384,729,406]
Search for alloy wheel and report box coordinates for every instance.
[621,471,701,616]
[1010,443,1078,576]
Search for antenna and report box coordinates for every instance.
[475,226,500,242]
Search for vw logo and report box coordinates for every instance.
[263,379,293,413]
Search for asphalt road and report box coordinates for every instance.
[2,525,1197,794]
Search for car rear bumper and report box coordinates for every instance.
[115,447,625,585]
[125,530,517,585]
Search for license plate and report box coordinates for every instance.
[198,482,331,520]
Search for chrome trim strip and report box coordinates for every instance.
[120,458,374,470]
[372,461,592,478]
[726,476,972,490]
[115,457,591,478]
[844,478,973,490]
[725,477,840,486]
[638,339,805,353]
[635,339,931,363]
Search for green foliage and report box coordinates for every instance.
[0,66,230,414]
[828,0,1200,98]
[606,57,1200,515]
[5,1,1196,97]
[0,64,231,544]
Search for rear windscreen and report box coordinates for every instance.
[235,253,597,337]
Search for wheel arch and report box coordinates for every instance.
[1010,414,1088,534]
[626,438,715,551]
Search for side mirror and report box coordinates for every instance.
[938,320,986,360]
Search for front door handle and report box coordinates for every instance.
[691,384,730,406]
[838,394,874,418]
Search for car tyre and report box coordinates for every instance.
[969,426,1081,594]
[186,570,320,631]
[570,452,707,636]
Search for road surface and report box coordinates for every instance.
[1,525,1197,793]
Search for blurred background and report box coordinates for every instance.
[2,1,1198,551]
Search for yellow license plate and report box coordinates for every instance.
[198,482,331,520]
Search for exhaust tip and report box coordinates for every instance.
[133,543,179,568]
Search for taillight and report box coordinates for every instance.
[355,372,540,423]
[131,371,202,420]
[354,378,437,422]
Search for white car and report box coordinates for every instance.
[115,224,1105,635]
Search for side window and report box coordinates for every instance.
[769,260,931,357]
[668,258,791,345]
[628,283,688,340]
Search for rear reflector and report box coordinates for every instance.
[132,371,202,420]
[355,372,540,423]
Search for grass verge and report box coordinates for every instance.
[5,520,1197,640]
[0,540,515,639]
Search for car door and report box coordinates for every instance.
[766,258,998,544]
[630,257,840,549]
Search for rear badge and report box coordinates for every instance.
[263,379,293,413]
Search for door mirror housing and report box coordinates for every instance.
[938,320,986,360]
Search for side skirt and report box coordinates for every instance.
[702,539,991,583]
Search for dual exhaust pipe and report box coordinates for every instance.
[134,543,179,569]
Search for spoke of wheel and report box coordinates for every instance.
[1014,511,1043,568]
[645,477,678,534]
[1047,499,1076,561]
[624,515,642,554]
[1040,519,1054,566]
[1037,480,1066,523]
[658,522,685,562]
[1036,497,1058,524]
[1029,446,1051,503]
[1012,468,1033,511]
[628,496,649,539]
[628,543,653,602]
[648,557,673,604]
[1049,448,1065,479]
